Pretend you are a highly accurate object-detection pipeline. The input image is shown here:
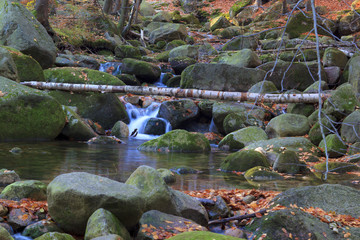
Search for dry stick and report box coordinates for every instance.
[20,81,331,103]
[208,209,267,225]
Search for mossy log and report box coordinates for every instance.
[20,81,330,103]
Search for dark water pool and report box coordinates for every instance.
[0,140,358,192]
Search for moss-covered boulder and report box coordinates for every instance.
[23,220,63,239]
[143,118,167,135]
[61,106,98,141]
[138,130,210,153]
[180,63,266,92]
[111,121,129,138]
[257,60,325,91]
[270,184,360,218]
[114,45,141,59]
[44,67,125,85]
[0,0,57,69]
[244,166,283,181]
[49,91,129,130]
[0,46,18,81]
[169,45,198,60]
[219,127,268,151]
[222,113,246,134]
[0,169,20,187]
[137,210,208,240]
[217,49,261,68]
[245,208,342,240]
[0,225,13,240]
[323,47,348,69]
[157,168,176,184]
[338,11,360,36]
[149,23,187,44]
[170,57,197,75]
[265,113,310,138]
[84,208,130,240]
[34,232,75,240]
[229,0,251,18]
[152,11,172,22]
[286,103,315,117]
[341,111,360,143]
[47,172,145,235]
[273,150,305,174]
[55,54,100,70]
[314,162,359,174]
[308,115,335,145]
[158,99,199,129]
[1,180,47,200]
[126,165,208,226]
[345,55,360,93]
[248,80,278,94]
[221,35,258,51]
[210,16,231,31]
[139,1,156,16]
[0,77,66,141]
[165,39,186,51]
[245,137,320,155]
[319,134,347,158]
[220,149,270,172]
[219,26,243,39]
[168,231,243,240]
[121,58,161,83]
[212,102,246,134]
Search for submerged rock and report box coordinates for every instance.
[138,130,210,153]
[244,166,283,181]
[87,136,122,144]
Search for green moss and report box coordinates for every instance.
[34,232,75,240]
[229,0,251,18]
[244,166,283,181]
[114,45,141,59]
[319,134,347,158]
[138,129,211,153]
[44,67,125,85]
[1,180,47,200]
[314,162,359,173]
[168,231,244,240]
[220,149,270,172]
[155,50,170,62]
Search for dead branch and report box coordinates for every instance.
[208,209,267,225]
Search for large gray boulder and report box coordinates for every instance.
[341,110,360,143]
[158,99,199,129]
[0,77,66,141]
[220,149,270,172]
[121,58,161,83]
[149,23,187,44]
[338,11,360,36]
[180,63,266,92]
[216,49,261,68]
[221,35,258,51]
[322,47,348,69]
[0,0,56,68]
[126,165,208,226]
[47,172,145,235]
[265,113,310,138]
[346,55,360,93]
[0,46,18,81]
[55,54,100,69]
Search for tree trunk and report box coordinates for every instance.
[282,0,287,14]
[20,81,331,103]
[255,0,261,8]
[118,0,129,35]
[103,0,113,14]
[35,0,51,32]
[305,0,311,11]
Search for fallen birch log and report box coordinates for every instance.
[20,81,330,103]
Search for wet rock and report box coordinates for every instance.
[265,113,310,138]
[166,75,181,87]
[111,121,129,138]
[0,169,20,187]
[87,136,122,144]
[314,162,359,174]
[158,99,199,129]
[1,180,47,200]
[244,166,283,181]
[170,57,196,75]
[47,172,144,235]
[0,0,56,69]
[61,106,98,141]
[0,225,13,240]
[121,58,161,83]
[84,208,130,240]
[219,126,268,151]
[0,77,66,141]
[8,208,33,231]
[9,147,22,154]
[206,196,230,220]
[170,166,199,175]
[23,220,63,239]
[0,47,19,81]
[319,134,347,158]
[273,150,305,174]
[157,168,176,184]
[126,165,208,226]
[55,54,100,69]
[137,210,207,240]
[34,232,76,240]
[220,149,270,172]
[181,63,266,92]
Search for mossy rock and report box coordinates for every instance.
[217,49,261,68]
[341,110,360,143]
[111,121,129,138]
[165,40,186,51]
[229,0,251,18]
[49,91,129,130]
[347,142,360,162]
[157,168,176,184]
[114,45,141,59]
[318,134,347,158]
[121,58,161,83]
[308,115,335,145]
[44,67,125,85]
[23,220,64,239]
[220,149,270,172]
[219,126,268,151]
[170,166,199,175]
[166,75,181,87]
[314,162,359,174]
[34,232,75,240]
[2,46,44,82]
[0,46,18,82]
[219,26,243,39]
[303,80,329,93]
[286,103,314,117]
[265,113,310,138]
[248,80,278,94]
[168,231,243,240]
[273,150,305,174]
[221,35,258,51]
[210,16,231,32]
[323,47,348,69]
[1,180,47,200]
[0,77,66,141]
[84,208,130,240]
[155,50,170,62]
[0,225,13,240]
[244,166,283,181]
[115,73,140,86]
[138,130,210,153]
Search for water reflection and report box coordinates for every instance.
[0,140,358,192]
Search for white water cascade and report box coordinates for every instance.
[126,102,172,140]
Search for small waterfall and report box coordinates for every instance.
[99,62,122,75]
[12,234,31,240]
[154,72,168,88]
[126,102,171,140]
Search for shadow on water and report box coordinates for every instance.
[0,140,359,192]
